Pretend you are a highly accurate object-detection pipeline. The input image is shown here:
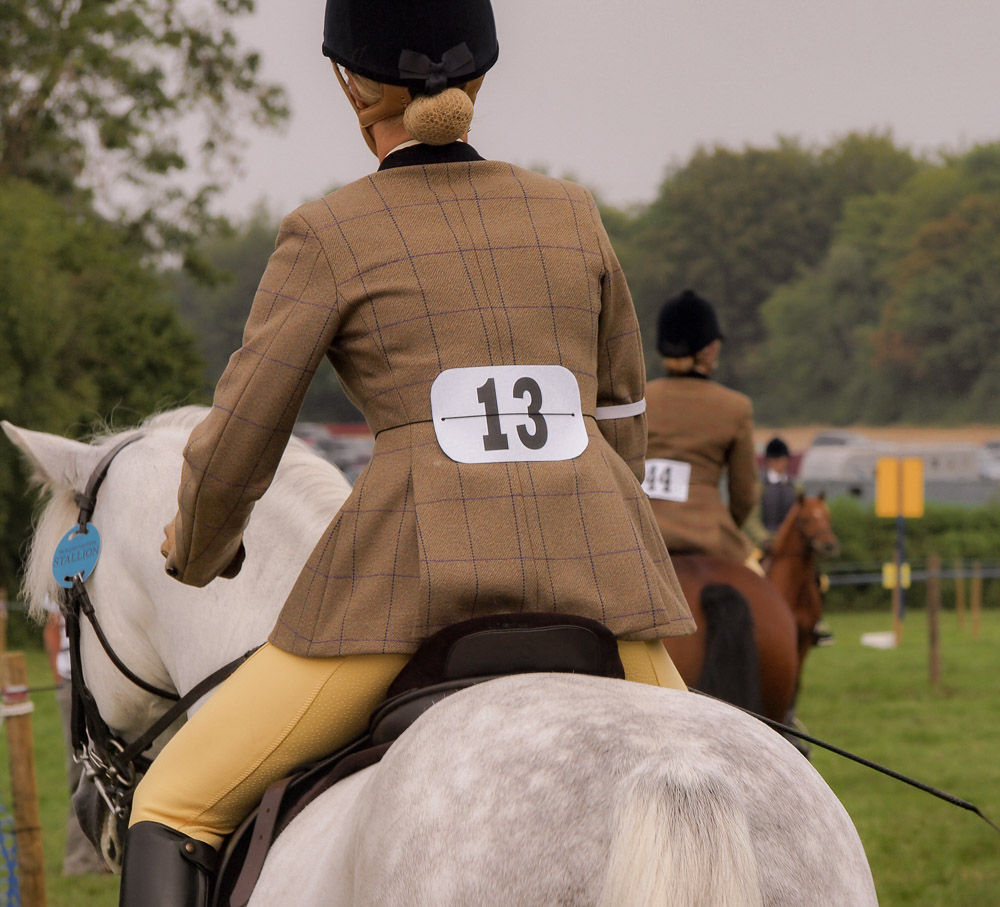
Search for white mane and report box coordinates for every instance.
[23,406,349,620]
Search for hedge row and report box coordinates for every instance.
[822,499,1000,612]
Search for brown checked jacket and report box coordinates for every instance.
[165,143,695,656]
[644,374,759,564]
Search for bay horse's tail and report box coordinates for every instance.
[696,583,763,713]
[598,758,764,907]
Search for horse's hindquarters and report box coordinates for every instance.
[254,675,876,907]
[670,554,799,721]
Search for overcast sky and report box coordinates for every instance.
[213,0,1000,218]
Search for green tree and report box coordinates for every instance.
[0,0,288,264]
[752,244,885,424]
[0,178,205,589]
[873,194,1000,420]
[618,133,919,390]
[752,142,1000,424]
[170,207,362,422]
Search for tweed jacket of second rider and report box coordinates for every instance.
[165,149,695,656]
[645,375,759,563]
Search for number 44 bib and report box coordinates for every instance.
[641,458,692,502]
[431,365,589,463]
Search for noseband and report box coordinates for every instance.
[60,433,256,825]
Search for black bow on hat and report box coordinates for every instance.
[398,43,476,94]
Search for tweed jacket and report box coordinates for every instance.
[644,374,759,563]
[165,144,694,656]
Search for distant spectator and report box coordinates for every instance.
[42,597,108,876]
[760,436,798,534]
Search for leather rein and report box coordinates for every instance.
[61,433,256,823]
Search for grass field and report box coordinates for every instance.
[798,609,1000,906]
[0,611,997,906]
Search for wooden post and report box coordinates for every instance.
[927,554,941,687]
[954,558,966,629]
[1,652,46,907]
[971,561,982,640]
[892,534,904,647]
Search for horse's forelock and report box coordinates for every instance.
[24,483,77,620]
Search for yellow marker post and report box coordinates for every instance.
[881,563,911,589]
[875,457,924,519]
[876,457,924,646]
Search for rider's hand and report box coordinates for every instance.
[161,518,245,581]
[218,541,246,580]
[161,519,177,573]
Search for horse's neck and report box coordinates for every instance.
[770,507,808,561]
[102,430,341,701]
[765,511,814,613]
[154,501,319,696]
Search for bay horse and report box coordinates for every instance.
[763,493,839,671]
[662,496,839,724]
[3,408,876,906]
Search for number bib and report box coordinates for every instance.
[642,458,692,502]
[431,365,589,463]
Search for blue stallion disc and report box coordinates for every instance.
[52,524,102,588]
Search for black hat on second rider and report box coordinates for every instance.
[322,0,500,95]
[765,437,790,459]
[656,290,724,358]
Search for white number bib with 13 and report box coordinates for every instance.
[430,365,589,463]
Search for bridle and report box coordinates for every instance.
[767,504,837,561]
[60,433,256,825]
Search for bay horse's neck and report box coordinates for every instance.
[764,502,823,666]
[770,504,812,562]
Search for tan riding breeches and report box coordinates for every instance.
[744,553,767,577]
[130,640,686,847]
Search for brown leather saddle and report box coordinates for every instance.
[212,612,625,907]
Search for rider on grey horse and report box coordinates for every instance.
[118,2,696,904]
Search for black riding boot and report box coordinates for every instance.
[118,821,217,907]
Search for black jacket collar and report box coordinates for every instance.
[378,142,485,171]
[668,370,710,380]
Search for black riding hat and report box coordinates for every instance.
[765,437,790,459]
[322,0,500,94]
[656,289,724,358]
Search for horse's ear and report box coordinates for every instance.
[796,490,805,504]
[1,422,96,493]
[818,490,826,502]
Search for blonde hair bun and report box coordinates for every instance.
[403,88,474,145]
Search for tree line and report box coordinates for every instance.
[2,3,998,593]
[603,134,1000,425]
[0,0,283,589]
[174,133,1000,428]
